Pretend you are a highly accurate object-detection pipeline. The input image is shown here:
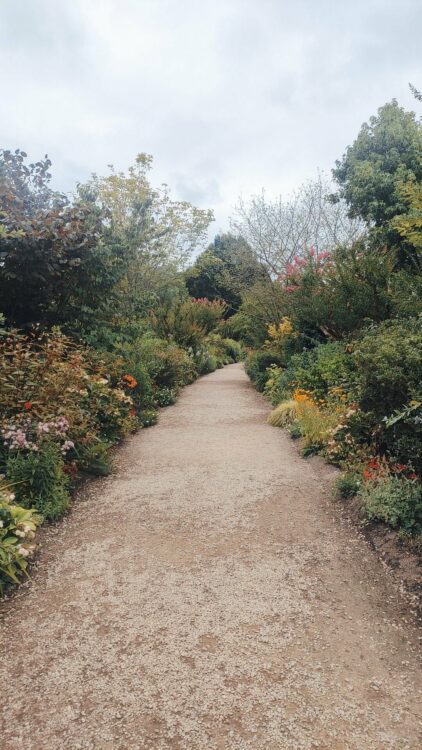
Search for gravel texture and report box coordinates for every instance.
[0,363,421,749]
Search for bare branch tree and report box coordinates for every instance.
[231,174,365,275]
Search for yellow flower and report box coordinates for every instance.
[266,317,295,342]
[293,388,315,404]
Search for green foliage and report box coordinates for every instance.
[355,318,422,417]
[332,100,422,229]
[244,350,284,392]
[382,401,422,478]
[185,233,268,315]
[231,281,288,347]
[334,472,361,500]
[288,343,357,400]
[76,440,112,476]
[0,149,117,330]
[288,422,302,440]
[0,488,41,595]
[267,400,298,427]
[136,337,197,390]
[195,350,218,375]
[138,409,158,428]
[6,443,70,520]
[281,245,395,340]
[359,476,422,534]
[295,399,339,452]
[151,297,226,349]
[154,386,178,407]
[263,365,292,405]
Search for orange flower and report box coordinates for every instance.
[122,374,138,389]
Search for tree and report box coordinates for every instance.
[79,154,213,271]
[391,180,422,253]
[332,100,422,230]
[231,174,363,276]
[78,154,214,320]
[185,233,268,314]
[0,149,114,328]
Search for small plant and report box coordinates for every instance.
[335,472,361,500]
[0,488,41,594]
[288,421,302,439]
[6,443,70,520]
[195,349,218,375]
[359,476,422,534]
[267,400,298,428]
[154,386,178,407]
[76,440,112,476]
[138,409,158,428]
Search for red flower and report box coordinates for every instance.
[24,401,32,410]
[407,472,418,481]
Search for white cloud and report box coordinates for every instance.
[0,0,420,234]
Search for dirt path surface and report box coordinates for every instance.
[1,363,421,750]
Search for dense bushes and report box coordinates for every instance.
[242,96,422,540]
[0,148,244,595]
[261,318,422,535]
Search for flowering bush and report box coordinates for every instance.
[0,487,41,594]
[292,390,340,453]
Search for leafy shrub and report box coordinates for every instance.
[288,421,302,439]
[294,392,339,452]
[138,409,158,427]
[154,386,178,407]
[151,297,226,349]
[202,334,243,368]
[267,400,298,427]
[359,476,422,534]
[0,488,41,595]
[220,337,243,362]
[382,401,422,478]
[75,440,112,476]
[136,337,196,389]
[6,443,70,520]
[0,330,136,469]
[244,350,284,392]
[286,342,357,401]
[195,349,218,375]
[355,318,422,418]
[263,365,292,405]
[335,472,361,500]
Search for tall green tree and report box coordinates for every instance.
[332,100,422,260]
[185,233,269,315]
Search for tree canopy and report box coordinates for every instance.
[185,233,269,315]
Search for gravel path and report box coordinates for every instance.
[1,363,421,750]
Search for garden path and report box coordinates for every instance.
[0,363,421,749]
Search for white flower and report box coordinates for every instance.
[15,529,26,538]
[17,545,30,557]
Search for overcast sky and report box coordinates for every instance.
[1,0,421,233]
